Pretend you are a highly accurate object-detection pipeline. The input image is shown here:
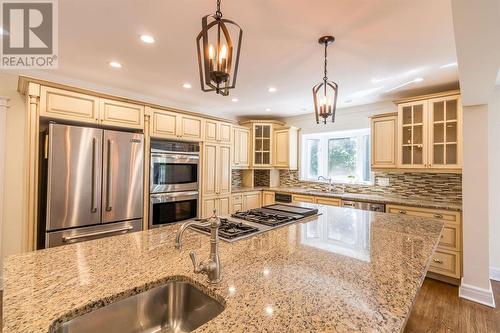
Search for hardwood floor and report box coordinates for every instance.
[0,280,498,331]
[405,279,500,333]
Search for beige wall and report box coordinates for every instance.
[489,86,500,275]
[0,72,27,283]
[462,104,491,290]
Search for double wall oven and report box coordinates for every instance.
[150,141,200,228]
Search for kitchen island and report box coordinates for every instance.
[3,204,443,332]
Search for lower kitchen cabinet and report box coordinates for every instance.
[262,191,275,206]
[243,191,262,211]
[292,194,314,204]
[202,196,231,218]
[314,197,341,206]
[387,204,462,282]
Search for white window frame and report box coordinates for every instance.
[300,128,372,184]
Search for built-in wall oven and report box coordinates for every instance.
[150,140,200,228]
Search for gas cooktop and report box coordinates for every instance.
[191,218,260,240]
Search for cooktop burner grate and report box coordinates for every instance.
[191,218,259,240]
[231,210,296,226]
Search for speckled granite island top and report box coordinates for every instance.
[3,205,444,333]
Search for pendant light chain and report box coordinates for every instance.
[215,0,222,19]
[323,42,328,83]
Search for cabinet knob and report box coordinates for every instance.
[433,214,443,219]
[433,258,443,264]
[398,210,407,214]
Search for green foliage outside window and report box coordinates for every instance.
[328,138,357,177]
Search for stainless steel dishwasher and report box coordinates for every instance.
[341,200,386,212]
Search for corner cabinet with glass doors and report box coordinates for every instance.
[240,120,286,168]
[396,92,462,170]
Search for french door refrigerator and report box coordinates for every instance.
[44,123,144,248]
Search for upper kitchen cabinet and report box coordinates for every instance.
[371,113,397,169]
[202,142,232,197]
[240,120,285,168]
[204,120,232,144]
[39,86,144,129]
[99,98,144,129]
[395,91,462,171]
[398,100,428,168]
[233,126,250,168]
[148,107,202,141]
[273,126,299,170]
[40,86,100,124]
[428,96,462,169]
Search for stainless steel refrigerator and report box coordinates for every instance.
[44,123,144,248]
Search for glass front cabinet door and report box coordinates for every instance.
[428,96,462,169]
[398,101,428,168]
[397,94,462,170]
[253,123,272,167]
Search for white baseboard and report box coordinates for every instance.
[459,278,496,308]
[490,266,500,282]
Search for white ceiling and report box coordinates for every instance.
[14,0,459,119]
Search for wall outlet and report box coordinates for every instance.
[377,177,390,187]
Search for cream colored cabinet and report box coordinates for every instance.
[233,126,250,168]
[428,96,462,169]
[204,120,232,143]
[99,98,144,129]
[273,127,299,170]
[243,191,262,211]
[314,197,341,206]
[252,123,273,167]
[149,107,202,140]
[371,113,397,169]
[262,191,275,206]
[202,143,231,196]
[396,92,462,170]
[202,196,231,218]
[232,193,243,213]
[387,204,462,281]
[40,86,100,123]
[292,194,314,204]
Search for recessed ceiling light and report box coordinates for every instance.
[439,62,458,69]
[268,87,277,93]
[140,34,155,44]
[109,61,122,68]
[231,98,239,102]
[182,83,192,89]
[265,108,272,112]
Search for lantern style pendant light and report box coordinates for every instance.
[312,36,339,124]
[196,0,243,96]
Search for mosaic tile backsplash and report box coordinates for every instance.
[278,170,462,204]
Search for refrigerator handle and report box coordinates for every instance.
[91,138,98,213]
[106,139,113,212]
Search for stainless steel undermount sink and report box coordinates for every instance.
[52,280,225,333]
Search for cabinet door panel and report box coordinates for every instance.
[180,116,202,139]
[218,145,231,195]
[243,192,261,211]
[219,196,231,216]
[219,123,232,143]
[202,197,217,219]
[40,86,99,123]
[274,130,289,167]
[100,99,144,129]
[203,144,218,196]
[371,116,397,168]
[262,191,275,206]
[151,110,178,138]
[204,120,218,142]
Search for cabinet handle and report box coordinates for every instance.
[433,214,443,219]
[433,258,443,264]
[398,210,407,214]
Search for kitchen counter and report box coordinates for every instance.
[3,204,443,333]
[231,186,269,193]
[264,187,462,211]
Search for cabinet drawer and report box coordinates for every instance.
[439,224,461,251]
[40,86,99,123]
[428,249,461,278]
[386,204,460,223]
[232,194,243,203]
[315,197,341,206]
[100,98,144,129]
[292,195,314,203]
[233,203,243,213]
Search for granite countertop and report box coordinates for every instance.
[3,205,443,333]
[232,186,462,211]
[231,186,270,193]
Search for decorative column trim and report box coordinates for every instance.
[0,96,10,290]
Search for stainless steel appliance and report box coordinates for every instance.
[150,141,200,193]
[149,140,200,228]
[341,200,386,212]
[150,191,199,228]
[44,123,144,248]
[275,193,293,203]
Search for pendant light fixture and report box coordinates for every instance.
[312,36,339,124]
[196,0,243,96]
